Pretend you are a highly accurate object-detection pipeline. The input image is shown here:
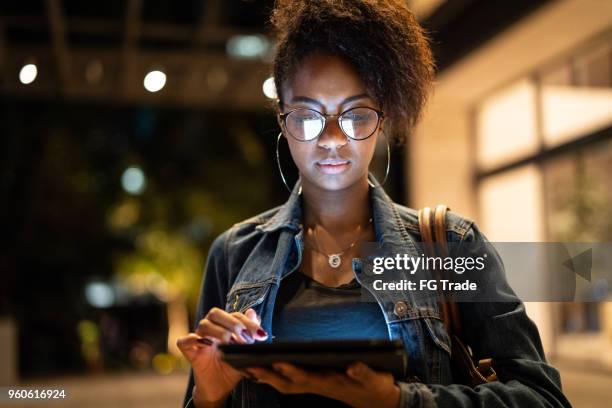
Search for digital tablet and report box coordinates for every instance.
[218,339,407,379]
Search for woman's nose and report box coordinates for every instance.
[317,118,348,149]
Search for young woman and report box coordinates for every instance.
[178,1,570,407]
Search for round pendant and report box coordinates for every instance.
[328,254,342,268]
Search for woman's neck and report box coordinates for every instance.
[301,175,372,234]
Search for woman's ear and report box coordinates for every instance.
[276,114,283,132]
[275,101,285,135]
[276,120,287,140]
[375,118,386,140]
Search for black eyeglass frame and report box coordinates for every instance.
[278,106,385,142]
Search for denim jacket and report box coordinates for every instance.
[183,172,570,408]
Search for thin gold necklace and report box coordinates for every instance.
[308,217,373,268]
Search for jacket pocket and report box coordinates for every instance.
[391,311,452,383]
[417,316,453,384]
[422,316,451,355]
[225,280,273,313]
[391,305,451,356]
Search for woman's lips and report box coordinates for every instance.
[316,160,351,174]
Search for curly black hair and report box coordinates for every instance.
[269,0,435,146]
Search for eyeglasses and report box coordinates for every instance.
[278,107,384,142]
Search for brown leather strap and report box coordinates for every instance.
[418,207,435,257]
[418,205,454,335]
[433,204,448,256]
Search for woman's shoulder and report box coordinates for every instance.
[205,205,284,263]
[391,201,476,242]
[231,205,284,229]
[211,205,285,245]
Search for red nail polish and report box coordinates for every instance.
[257,329,268,337]
[197,338,213,345]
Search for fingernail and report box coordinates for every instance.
[256,329,268,337]
[197,338,213,345]
[229,336,239,344]
[241,329,254,342]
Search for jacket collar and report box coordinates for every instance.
[254,178,303,233]
[255,172,415,250]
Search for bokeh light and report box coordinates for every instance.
[262,76,277,99]
[226,35,270,59]
[85,282,115,308]
[143,70,166,93]
[19,63,38,84]
[121,166,146,195]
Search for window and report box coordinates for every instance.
[476,79,538,171]
[541,43,612,147]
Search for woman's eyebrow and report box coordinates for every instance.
[341,93,370,104]
[289,93,371,107]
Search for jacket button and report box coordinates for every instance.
[393,301,409,317]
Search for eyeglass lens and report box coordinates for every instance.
[285,107,379,141]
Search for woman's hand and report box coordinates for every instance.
[176,307,268,406]
[245,361,400,408]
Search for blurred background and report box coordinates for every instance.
[0,0,611,407]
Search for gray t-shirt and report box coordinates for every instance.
[272,270,389,341]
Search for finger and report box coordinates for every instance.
[206,308,253,343]
[246,367,294,392]
[320,369,359,387]
[244,308,261,324]
[176,334,210,360]
[237,369,257,381]
[346,362,383,385]
[233,312,268,341]
[272,362,312,385]
[176,333,213,350]
[195,319,233,343]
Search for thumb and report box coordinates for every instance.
[346,362,376,384]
